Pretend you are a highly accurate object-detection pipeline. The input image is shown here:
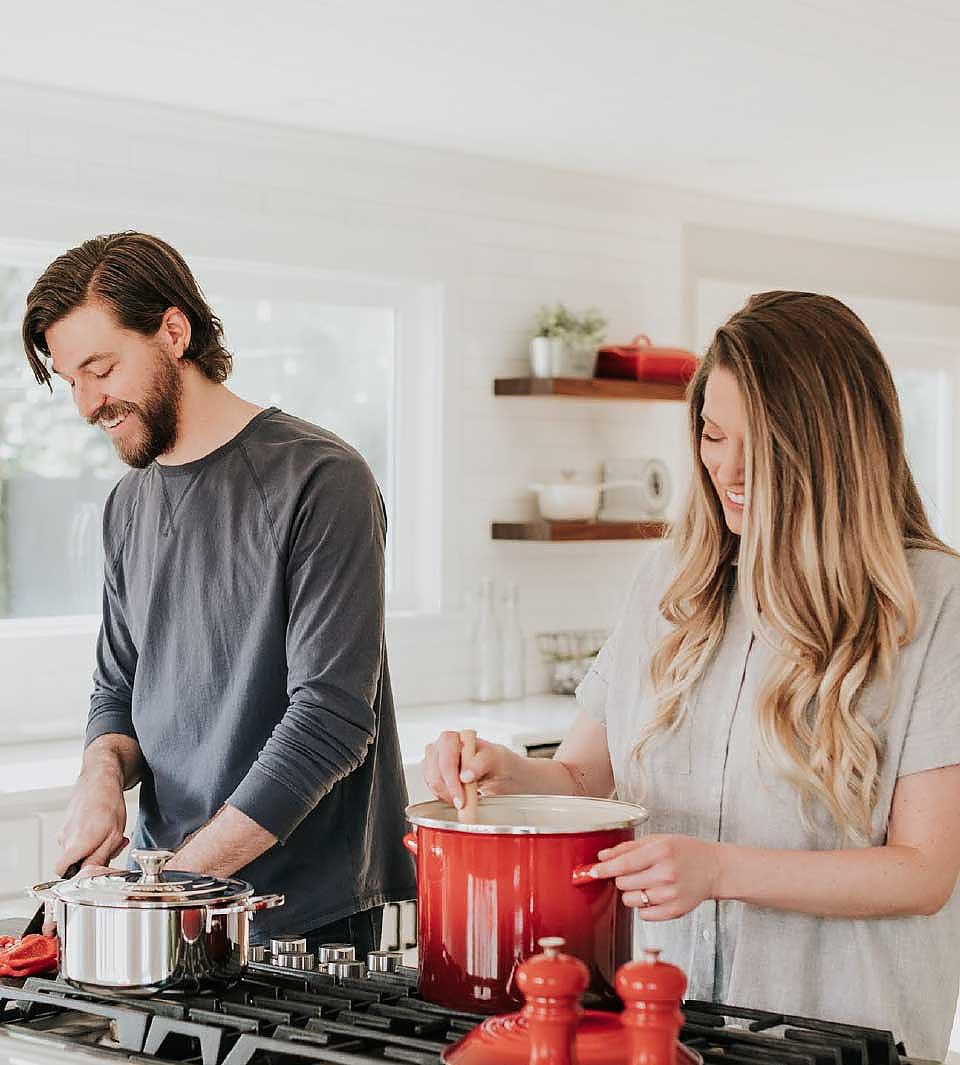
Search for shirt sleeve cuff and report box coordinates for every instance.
[227,762,316,843]
[575,667,609,723]
[897,731,960,778]
[85,708,138,748]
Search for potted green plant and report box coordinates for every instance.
[528,304,608,378]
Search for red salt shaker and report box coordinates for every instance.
[616,948,687,1065]
[518,936,590,1065]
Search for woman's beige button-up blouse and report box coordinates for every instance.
[576,545,960,1060]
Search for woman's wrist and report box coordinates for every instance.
[710,841,738,901]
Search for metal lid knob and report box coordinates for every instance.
[130,849,176,885]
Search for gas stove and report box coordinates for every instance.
[0,961,937,1065]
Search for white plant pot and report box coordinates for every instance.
[528,337,554,378]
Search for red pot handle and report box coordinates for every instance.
[571,863,599,886]
[403,832,418,856]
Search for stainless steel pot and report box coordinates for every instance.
[31,849,283,995]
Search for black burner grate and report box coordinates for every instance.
[0,971,914,1065]
[682,1000,903,1065]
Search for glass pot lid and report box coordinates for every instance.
[405,794,649,835]
[49,849,254,909]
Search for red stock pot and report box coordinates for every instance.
[404,795,648,1014]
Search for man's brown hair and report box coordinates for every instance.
[22,231,232,388]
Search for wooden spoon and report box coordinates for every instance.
[458,729,480,823]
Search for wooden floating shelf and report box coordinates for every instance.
[492,520,669,542]
[493,377,687,402]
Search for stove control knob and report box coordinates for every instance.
[367,950,403,973]
[270,935,307,955]
[318,943,355,963]
[273,951,317,971]
[332,960,367,981]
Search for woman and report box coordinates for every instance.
[423,292,960,1058]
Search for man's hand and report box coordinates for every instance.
[56,735,142,876]
[57,778,128,875]
[56,769,129,876]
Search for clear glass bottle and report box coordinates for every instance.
[471,577,502,703]
[501,581,526,701]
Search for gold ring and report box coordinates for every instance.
[639,888,651,908]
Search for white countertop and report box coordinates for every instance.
[396,693,579,763]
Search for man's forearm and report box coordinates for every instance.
[166,805,277,878]
[83,734,144,790]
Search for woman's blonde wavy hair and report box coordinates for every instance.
[640,290,952,840]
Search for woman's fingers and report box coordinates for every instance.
[614,869,677,895]
[436,731,467,808]
[591,840,659,880]
[462,740,498,786]
[422,731,504,806]
[622,895,678,920]
[421,742,452,803]
[596,839,640,860]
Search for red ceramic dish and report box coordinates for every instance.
[404,795,648,1014]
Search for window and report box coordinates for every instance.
[0,243,441,622]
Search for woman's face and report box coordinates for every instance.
[699,366,746,535]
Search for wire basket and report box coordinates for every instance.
[535,629,608,695]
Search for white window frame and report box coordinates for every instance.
[0,244,444,742]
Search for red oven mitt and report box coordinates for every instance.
[0,934,59,977]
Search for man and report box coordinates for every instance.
[22,231,415,953]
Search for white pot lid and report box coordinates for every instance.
[405,794,648,835]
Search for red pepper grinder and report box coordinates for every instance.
[516,936,589,1065]
[616,948,687,1065]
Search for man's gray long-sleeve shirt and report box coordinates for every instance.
[86,407,415,936]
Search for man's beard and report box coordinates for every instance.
[90,352,183,469]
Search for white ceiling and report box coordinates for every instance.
[4,0,959,230]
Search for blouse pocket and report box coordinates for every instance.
[645,721,693,775]
[641,685,700,776]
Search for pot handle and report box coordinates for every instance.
[206,893,285,919]
[571,864,600,886]
[205,893,284,933]
[29,880,63,903]
[402,832,418,856]
[246,893,285,913]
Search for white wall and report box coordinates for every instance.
[2,80,960,729]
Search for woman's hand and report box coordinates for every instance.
[591,834,723,920]
[421,732,521,809]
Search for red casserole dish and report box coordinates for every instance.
[595,334,698,384]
